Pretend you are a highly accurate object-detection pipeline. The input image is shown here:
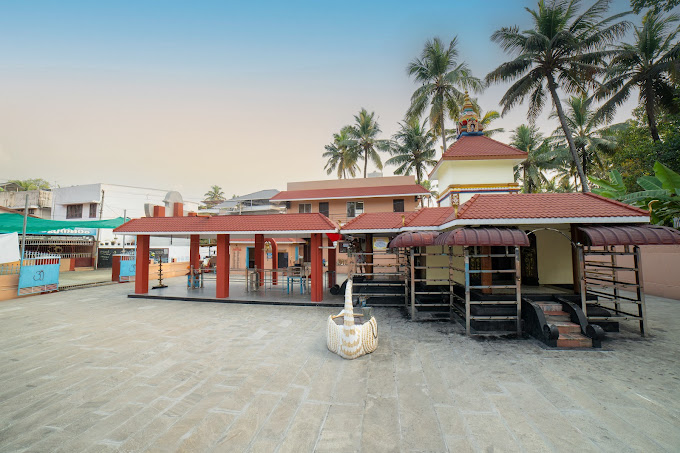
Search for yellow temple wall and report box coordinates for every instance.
[435,159,518,205]
[533,226,574,285]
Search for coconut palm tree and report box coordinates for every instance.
[511,124,560,193]
[386,118,438,184]
[344,109,391,178]
[323,127,360,179]
[485,0,630,192]
[550,94,617,179]
[595,10,680,143]
[407,37,482,155]
[203,185,225,207]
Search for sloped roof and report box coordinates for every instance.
[455,193,649,220]
[434,227,530,247]
[215,189,280,208]
[114,213,337,235]
[578,225,680,246]
[342,207,456,232]
[270,184,430,202]
[442,135,528,160]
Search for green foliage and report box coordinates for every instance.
[8,179,51,191]
[631,0,679,14]
[593,162,680,226]
[386,118,437,184]
[343,109,392,178]
[608,111,680,191]
[589,170,628,198]
[511,124,561,193]
[323,127,360,179]
[203,185,225,208]
[407,37,481,153]
[595,10,680,142]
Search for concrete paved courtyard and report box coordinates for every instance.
[1,278,679,452]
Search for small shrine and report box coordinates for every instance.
[456,92,484,136]
[429,94,527,206]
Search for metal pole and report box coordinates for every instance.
[410,247,416,319]
[449,246,454,321]
[19,194,29,272]
[122,209,127,252]
[633,245,648,336]
[464,246,471,335]
[514,246,522,336]
[93,189,105,270]
[611,245,620,314]
[577,245,588,320]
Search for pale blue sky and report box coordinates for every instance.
[0,0,659,202]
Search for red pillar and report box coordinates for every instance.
[328,238,337,287]
[217,234,230,298]
[267,239,278,285]
[311,233,323,302]
[112,255,121,282]
[173,202,183,217]
[255,234,265,286]
[135,235,150,294]
[190,235,201,271]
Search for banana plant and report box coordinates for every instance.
[590,163,680,226]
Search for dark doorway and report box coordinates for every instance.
[247,247,255,269]
[521,234,539,285]
[277,252,288,268]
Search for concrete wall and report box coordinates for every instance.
[534,227,574,285]
[0,274,19,301]
[287,175,415,190]
[288,197,418,226]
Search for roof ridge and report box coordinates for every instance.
[583,192,649,215]
[444,134,526,156]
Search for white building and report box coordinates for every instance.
[51,184,200,264]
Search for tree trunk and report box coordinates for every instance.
[363,146,368,178]
[547,75,589,192]
[645,84,661,143]
[440,109,448,157]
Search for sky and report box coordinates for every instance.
[0,0,657,203]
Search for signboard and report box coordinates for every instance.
[372,237,389,251]
[119,258,136,278]
[37,227,98,237]
[98,248,168,268]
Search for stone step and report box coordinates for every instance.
[553,321,581,334]
[557,333,592,348]
[536,302,563,312]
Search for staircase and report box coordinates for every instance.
[536,301,592,348]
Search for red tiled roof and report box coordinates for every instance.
[441,135,528,161]
[341,212,405,231]
[388,231,440,247]
[114,213,337,234]
[342,207,457,231]
[270,184,430,201]
[456,193,649,220]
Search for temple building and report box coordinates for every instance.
[430,93,525,206]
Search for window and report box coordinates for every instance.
[393,199,404,212]
[66,204,83,219]
[28,208,36,215]
[89,203,98,218]
[346,201,364,218]
[319,202,329,217]
[298,203,312,213]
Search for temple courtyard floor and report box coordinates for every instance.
[1,278,679,452]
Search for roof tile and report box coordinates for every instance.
[441,135,528,160]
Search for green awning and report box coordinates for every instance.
[0,212,126,234]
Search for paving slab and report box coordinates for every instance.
[1,280,680,452]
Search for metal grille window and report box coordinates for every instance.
[298,203,312,213]
[346,201,364,218]
[66,204,83,219]
[393,199,404,212]
[319,202,329,217]
[89,203,98,218]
